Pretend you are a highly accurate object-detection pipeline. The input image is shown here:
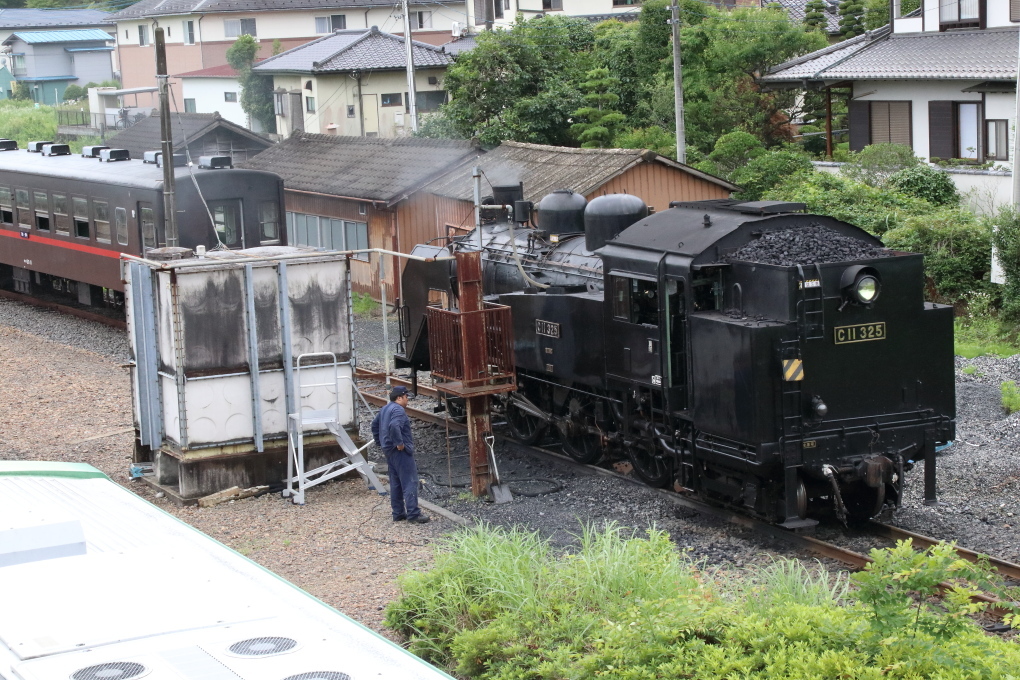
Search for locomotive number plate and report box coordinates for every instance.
[834,322,886,345]
[535,319,561,338]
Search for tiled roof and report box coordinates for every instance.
[763,26,1017,82]
[423,142,738,203]
[238,133,480,202]
[0,8,112,29]
[442,35,477,56]
[4,28,113,44]
[108,0,435,21]
[253,26,453,74]
[104,112,272,157]
[767,0,841,34]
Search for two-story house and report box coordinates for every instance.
[106,0,477,110]
[254,26,454,139]
[3,29,115,104]
[762,0,1017,169]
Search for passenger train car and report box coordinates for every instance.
[396,188,956,528]
[0,143,286,307]
[0,461,454,680]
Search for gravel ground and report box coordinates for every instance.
[3,295,1019,642]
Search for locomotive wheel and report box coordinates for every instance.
[627,443,673,488]
[505,398,547,445]
[844,482,886,522]
[557,395,605,465]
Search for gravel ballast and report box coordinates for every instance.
[2,295,1019,638]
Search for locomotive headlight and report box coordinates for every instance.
[811,396,828,418]
[840,265,881,306]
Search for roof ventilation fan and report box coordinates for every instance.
[281,673,352,680]
[227,637,299,657]
[70,662,148,680]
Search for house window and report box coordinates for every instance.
[869,101,911,145]
[542,0,563,9]
[987,120,1009,161]
[381,92,402,107]
[286,212,369,260]
[138,24,149,46]
[315,14,346,32]
[415,90,447,112]
[184,98,196,113]
[957,102,980,160]
[416,11,433,28]
[347,104,355,118]
[274,92,286,116]
[12,55,25,74]
[613,0,641,5]
[224,18,256,38]
[184,20,196,44]
[224,91,238,102]
[1012,0,1020,21]
[305,96,316,113]
[940,0,979,26]
[493,0,503,18]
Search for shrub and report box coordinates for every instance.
[729,148,813,201]
[61,84,85,102]
[613,125,677,160]
[840,143,920,186]
[990,206,1020,325]
[1002,380,1020,413]
[701,130,765,177]
[883,208,991,304]
[888,164,960,206]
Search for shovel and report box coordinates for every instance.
[485,433,513,504]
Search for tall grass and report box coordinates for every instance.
[745,557,849,614]
[0,100,58,146]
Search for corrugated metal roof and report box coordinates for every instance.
[0,8,112,29]
[109,0,435,21]
[6,28,113,44]
[763,26,1017,82]
[423,142,738,203]
[253,26,453,74]
[238,133,480,202]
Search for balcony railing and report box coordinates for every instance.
[56,109,151,133]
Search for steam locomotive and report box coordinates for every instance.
[396,186,955,527]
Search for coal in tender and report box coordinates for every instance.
[725,225,892,266]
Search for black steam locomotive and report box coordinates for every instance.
[396,187,955,527]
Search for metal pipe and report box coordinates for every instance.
[380,252,390,382]
[120,247,455,269]
[473,166,482,251]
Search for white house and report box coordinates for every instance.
[174,62,251,130]
[254,27,454,139]
[762,0,1017,169]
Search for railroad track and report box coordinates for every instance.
[0,289,126,329]
[356,369,1019,623]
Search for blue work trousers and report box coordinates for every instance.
[385,449,421,520]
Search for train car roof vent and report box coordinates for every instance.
[0,139,18,151]
[199,155,232,169]
[731,201,806,215]
[81,145,109,158]
[42,143,71,157]
[282,673,351,680]
[71,661,147,680]
[143,150,160,164]
[227,636,299,657]
[27,141,52,153]
[157,152,188,168]
[100,148,131,163]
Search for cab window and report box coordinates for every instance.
[611,276,658,326]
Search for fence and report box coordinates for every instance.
[425,303,515,391]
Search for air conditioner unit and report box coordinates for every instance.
[451,20,467,37]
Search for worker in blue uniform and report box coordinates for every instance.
[371,385,429,524]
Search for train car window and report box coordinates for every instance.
[346,220,369,261]
[53,194,69,236]
[15,189,30,229]
[210,200,242,248]
[140,205,156,249]
[33,191,50,231]
[611,276,629,319]
[93,200,111,244]
[115,207,128,246]
[73,197,90,239]
[258,201,279,244]
[611,276,658,325]
[0,187,12,225]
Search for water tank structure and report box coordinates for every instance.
[124,246,356,500]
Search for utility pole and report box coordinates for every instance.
[669,4,686,164]
[402,0,419,133]
[155,27,178,248]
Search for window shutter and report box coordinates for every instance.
[474,0,486,24]
[871,102,891,144]
[928,101,954,161]
[1012,0,1020,21]
[888,101,911,146]
[848,100,870,151]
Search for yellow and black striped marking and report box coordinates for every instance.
[782,358,804,381]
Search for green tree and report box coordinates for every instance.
[225,35,276,133]
[571,68,626,148]
[614,126,676,158]
[803,0,829,31]
[838,0,865,37]
[430,14,594,146]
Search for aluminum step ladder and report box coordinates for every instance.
[283,352,387,505]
